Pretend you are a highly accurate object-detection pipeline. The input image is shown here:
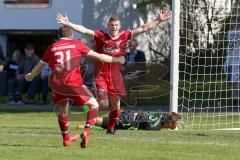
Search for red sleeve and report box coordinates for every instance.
[41,46,51,63]
[124,30,133,40]
[94,30,104,41]
[77,41,91,55]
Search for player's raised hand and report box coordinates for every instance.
[25,73,33,81]
[158,10,172,22]
[56,12,70,26]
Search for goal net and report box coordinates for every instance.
[177,0,240,130]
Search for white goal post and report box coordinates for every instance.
[170,0,240,130]
[170,0,180,113]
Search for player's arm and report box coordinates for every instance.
[132,10,172,38]
[87,50,125,64]
[25,62,45,81]
[56,13,94,39]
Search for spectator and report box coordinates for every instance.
[5,50,21,79]
[224,16,240,105]
[125,39,146,79]
[9,43,40,104]
[6,50,22,104]
[126,39,146,65]
[0,60,4,71]
[0,44,6,63]
[40,64,51,104]
[0,45,6,70]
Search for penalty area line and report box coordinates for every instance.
[94,135,240,147]
[213,128,240,131]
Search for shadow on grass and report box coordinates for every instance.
[0,143,60,148]
[0,109,54,113]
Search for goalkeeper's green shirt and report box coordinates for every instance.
[118,111,165,130]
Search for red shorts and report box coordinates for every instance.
[95,72,126,99]
[51,85,92,106]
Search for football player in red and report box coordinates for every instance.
[56,10,171,134]
[25,26,125,148]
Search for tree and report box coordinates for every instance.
[136,0,172,63]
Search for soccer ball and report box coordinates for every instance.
[76,124,84,129]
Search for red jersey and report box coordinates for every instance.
[41,38,91,96]
[94,30,132,73]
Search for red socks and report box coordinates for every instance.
[85,107,98,136]
[58,106,98,143]
[107,108,120,130]
[58,115,70,141]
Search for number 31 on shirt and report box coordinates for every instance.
[55,50,71,71]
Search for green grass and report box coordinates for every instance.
[178,79,232,107]
[0,111,240,160]
[180,112,240,130]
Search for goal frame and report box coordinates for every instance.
[170,0,180,113]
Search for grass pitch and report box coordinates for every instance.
[0,110,240,160]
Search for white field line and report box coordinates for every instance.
[213,128,240,131]
[0,131,240,147]
[93,136,240,147]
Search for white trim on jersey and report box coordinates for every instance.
[60,38,71,40]
[87,50,95,56]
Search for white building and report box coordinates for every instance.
[0,0,140,58]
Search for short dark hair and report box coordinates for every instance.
[58,26,73,38]
[24,43,35,49]
[130,39,138,46]
[108,16,120,23]
[163,112,181,125]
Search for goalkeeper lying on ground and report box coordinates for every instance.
[95,110,181,131]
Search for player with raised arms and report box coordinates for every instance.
[56,10,172,134]
[25,26,125,148]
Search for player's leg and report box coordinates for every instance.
[98,95,109,110]
[73,86,99,148]
[80,97,99,148]
[106,95,121,134]
[95,117,108,128]
[98,90,109,109]
[106,72,125,134]
[95,74,110,109]
[53,94,79,147]
[96,115,123,130]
